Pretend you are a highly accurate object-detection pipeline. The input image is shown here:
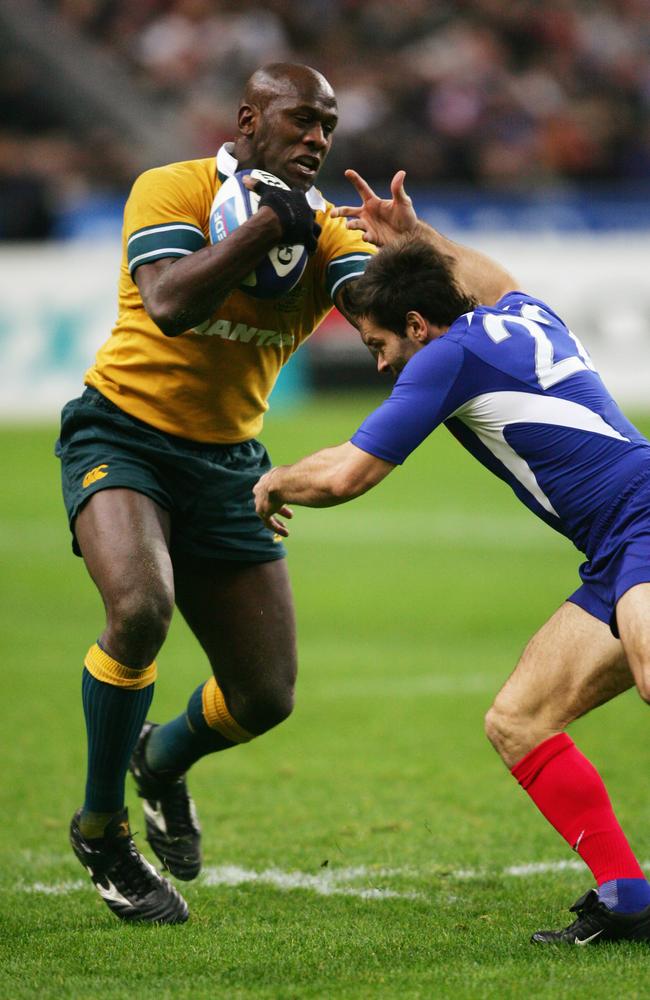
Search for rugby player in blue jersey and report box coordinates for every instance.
[254,170,650,945]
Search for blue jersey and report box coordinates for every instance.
[351,292,650,556]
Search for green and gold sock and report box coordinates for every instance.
[146,678,253,774]
[80,642,156,829]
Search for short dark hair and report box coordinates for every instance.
[345,236,477,335]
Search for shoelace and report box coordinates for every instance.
[110,838,162,897]
[158,782,197,833]
[563,904,602,938]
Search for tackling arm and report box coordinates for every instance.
[419,224,517,308]
[253,441,395,537]
[333,169,517,307]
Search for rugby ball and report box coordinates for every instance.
[209,169,308,299]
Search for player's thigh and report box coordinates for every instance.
[486,601,633,766]
[76,488,174,614]
[616,582,650,702]
[173,554,297,712]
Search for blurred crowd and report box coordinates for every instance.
[3,0,650,237]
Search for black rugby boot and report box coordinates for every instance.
[70,808,189,923]
[129,722,202,881]
[532,888,650,945]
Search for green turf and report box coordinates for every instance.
[1,396,650,999]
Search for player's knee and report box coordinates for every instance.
[484,703,508,753]
[484,700,528,761]
[486,696,557,768]
[106,585,174,662]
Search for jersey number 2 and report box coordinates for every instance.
[483,304,596,390]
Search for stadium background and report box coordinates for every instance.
[2,2,650,997]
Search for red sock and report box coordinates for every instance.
[511,733,645,885]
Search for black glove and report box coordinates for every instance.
[255,181,321,254]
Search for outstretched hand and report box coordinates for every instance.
[331,169,417,247]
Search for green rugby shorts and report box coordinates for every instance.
[55,387,286,562]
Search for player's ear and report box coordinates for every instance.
[238,103,258,136]
[405,311,429,343]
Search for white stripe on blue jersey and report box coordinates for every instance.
[351,292,650,554]
[452,390,629,517]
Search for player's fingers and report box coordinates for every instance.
[278,505,294,519]
[390,170,410,202]
[344,169,377,203]
[347,222,376,244]
[347,222,374,242]
[343,218,370,234]
[330,205,363,219]
[270,516,290,537]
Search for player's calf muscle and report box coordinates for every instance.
[221,673,296,735]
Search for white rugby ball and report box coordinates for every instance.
[209,169,308,299]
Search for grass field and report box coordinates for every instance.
[2,395,650,999]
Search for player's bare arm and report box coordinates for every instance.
[136,206,288,337]
[333,169,517,307]
[254,442,395,536]
[436,232,517,308]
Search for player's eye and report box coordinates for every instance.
[295,115,335,137]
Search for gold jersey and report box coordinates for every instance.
[85,144,374,443]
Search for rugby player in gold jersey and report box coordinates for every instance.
[57,63,374,923]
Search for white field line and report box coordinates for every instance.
[23,879,87,895]
[453,859,586,880]
[18,858,650,899]
[200,864,422,900]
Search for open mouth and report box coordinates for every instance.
[291,156,319,179]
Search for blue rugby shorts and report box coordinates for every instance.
[568,467,650,637]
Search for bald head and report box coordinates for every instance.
[234,62,338,191]
[241,63,336,112]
